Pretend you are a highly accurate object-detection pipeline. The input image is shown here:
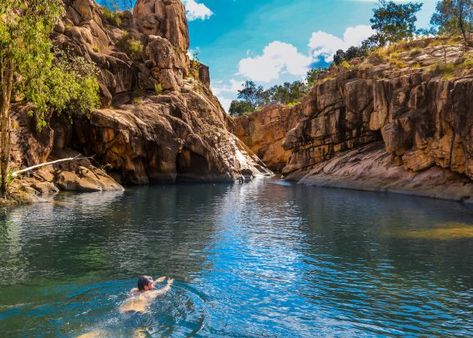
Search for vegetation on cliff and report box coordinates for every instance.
[0,0,269,205]
[0,0,99,198]
[334,0,472,65]
[229,69,322,116]
[233,0,473,200]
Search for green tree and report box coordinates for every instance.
[270,81,308,105]
[237,81,264,107]
[0,0,99,197]
[370,0,423,46]
[431,0,473,45]
[306,68,323,87]
[229,100,255,116]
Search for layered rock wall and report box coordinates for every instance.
[234,39,473,201]
[233,105,303,172]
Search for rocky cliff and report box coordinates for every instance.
[9,0,268,202]
[234,38,473,202]
[233,104,303,172]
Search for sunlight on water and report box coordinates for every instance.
[1,179,473,336]
[386,223,473,240]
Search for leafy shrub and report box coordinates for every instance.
[189,50,201,79]
[333,46,368,65]
[340,60,353,69]
[132,97,143,104]
[23,49,101,129]
[101,7,122,27]
[0,170,15,189]
[306,68,324,87]
[154,83,163,95]
[229,100,255,116]
[116,33,143,61]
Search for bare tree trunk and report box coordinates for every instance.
[458,0,471,46]
[0,62,14,198]
[0,99,11,198]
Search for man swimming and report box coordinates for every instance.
[77,276,174,337]
[119,276,174,314]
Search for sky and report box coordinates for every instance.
[101,0,438,110]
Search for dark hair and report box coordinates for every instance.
[137,276,153,291]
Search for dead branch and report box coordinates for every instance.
[11,155,91,178]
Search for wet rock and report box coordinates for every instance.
[31,182,60,195]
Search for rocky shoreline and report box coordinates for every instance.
[287,143,473,203]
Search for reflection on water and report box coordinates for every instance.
[385,223,473,239]
[0,179,473,336]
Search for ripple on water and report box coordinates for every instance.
[61,281,208,337]
[1,181,473,336]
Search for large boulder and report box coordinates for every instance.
[71,84,269,184]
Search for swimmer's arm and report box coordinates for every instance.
[153,276,167,286]
[149,278,174,299]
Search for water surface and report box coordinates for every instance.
[0,179,472,337]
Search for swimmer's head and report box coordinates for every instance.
[137,276,154,291]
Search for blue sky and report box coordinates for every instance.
[101,0,438,110]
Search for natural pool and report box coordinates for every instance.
[0,179,472,337]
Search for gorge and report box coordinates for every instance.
[4,0,473,204]
[1,1,473,336]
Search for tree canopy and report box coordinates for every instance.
[431,0,473,45]
[370,0,423,46]
[332,0,424,66]
[228,69,325,117]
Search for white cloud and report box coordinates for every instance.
[212,79,244,97]
[182,0,213,21]
[308,25,374,62]
[238,41,312,83]
[219,97,233,112]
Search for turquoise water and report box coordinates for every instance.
[0,179,472,337]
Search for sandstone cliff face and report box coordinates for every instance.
[233,105,303,172]
[10,0,268,200]
[234,38,473,201]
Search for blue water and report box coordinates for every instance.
[0,179,472,337]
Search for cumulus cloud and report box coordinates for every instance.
[182,0,213,21]
[238,41,312,83]
[309,25,374,62]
